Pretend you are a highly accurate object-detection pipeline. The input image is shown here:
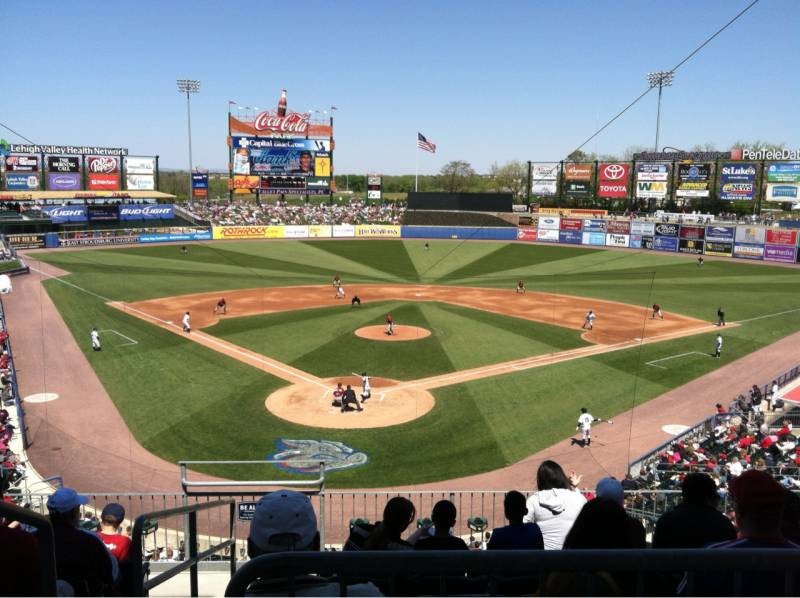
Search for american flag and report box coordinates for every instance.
[417,132,436,153]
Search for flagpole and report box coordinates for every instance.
[415,141,419,192]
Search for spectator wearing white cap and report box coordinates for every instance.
[245,490,381,596]
[43,487,114,597]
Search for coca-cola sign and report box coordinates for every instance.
[253,111,309,135]
[87,156,120,174]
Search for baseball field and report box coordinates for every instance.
[29,239,800,487]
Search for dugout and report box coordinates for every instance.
[406,192,513,213]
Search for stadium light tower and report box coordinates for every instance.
[647,71,674,153]
[177,79,200,201]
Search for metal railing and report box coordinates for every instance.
[130,498,236,597]
[224,549,800,597]
[0,500,58,596]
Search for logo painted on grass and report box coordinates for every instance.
[267,439,369,473]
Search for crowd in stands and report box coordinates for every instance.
[184,198,405,227]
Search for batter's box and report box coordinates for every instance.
[645,351,711,370]
[99,329,139,347]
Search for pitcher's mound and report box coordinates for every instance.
[355,325,431,341]
[265,376,435,429]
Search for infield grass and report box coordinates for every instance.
[33,240,800,486]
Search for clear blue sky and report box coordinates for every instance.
[1,0,796,174]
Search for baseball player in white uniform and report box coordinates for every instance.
[182,311,191,333]
[336,285,346,299]
[714,334,722,358]
[582,310,596,330]
[352,371,371,403]
[576,407,597,446]
[91,328,101,351]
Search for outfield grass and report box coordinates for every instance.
[204,300,588,380]
[33,240,800,486]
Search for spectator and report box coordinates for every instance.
[487,490,543,550]
[653,473,736,549]
[0,471,41,596]
[414,500,468,550]
[43,487,114,596]
[363,496,416,551]
[782,489,800,544]
[524,460,586,549]
[97,502,131,564]
[245,489,381,596]
[595,477,646,548]
[685,470,800,596]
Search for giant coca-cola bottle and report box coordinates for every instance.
[277,89,287,117]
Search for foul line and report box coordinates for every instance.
[99,329,138,346]
[736,307,800,324]
[645,351,710,370]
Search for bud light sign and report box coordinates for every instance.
[118,204,174,221]
[42,205,88,223]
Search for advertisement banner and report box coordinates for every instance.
[125,174,155,190]
[678,239,705,254]
[5,173,39,190]
[654,222,679,237]
[42,205,88,223]
[125,157,155,174]
[766,229,798,246]
[532,163,560,180]
[606,220,630,234]
[191,173,209,188]
[537,216,560,230]
[560,218,583,231]
[735,226,766,244]
[704,241,733,257]
[676,163,711,197]
[636,181,668,199]
[640,236,655,250]
[314,152,331,177]
[629,234,643,248]
[537,229,559,242]
[212,226,273,240]
[87,173,120,190]
[119,204,174,220]
[630,220,655,236]
[228,112,332,139]
[597,163,630,198]
[705,225,736,242]
[283,225,309,238]
[653,236,678,252]
[231,136,330,152]
[47,173,80,190]
[47,156,80,173]
[766,183,800,202]
[563,163,592,180]
[679,225,705,240]
[764,245,797,263]
[10,143,127,156]
[241,147,322,176]
[259,175,306,191]
[538,207,607,217]
[333,224,355,238]
[139,231,212,243]
[605,233,629,247]
[582,232,606,246]
[583,219,607,233]
[306,177,330,191]
[719,163,757,201]
[233,175,260,189]
[636,162,670,181]
[766,162,800,183]
[516,227,537,242]
[308,225,332,238]
[87,205,119,221]
[559,230,583,244]
[564,181,591,197]
[60,235,138,247]
[354,225,401,238]
[86,156,120,174]
[531,179,558,196]
[733,243,764,260]
[7,233,46,249]
[5,155,39,172]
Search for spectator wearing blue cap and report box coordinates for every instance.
[43,487,114,597]
[595,477,646,548]
[97,502,131,564]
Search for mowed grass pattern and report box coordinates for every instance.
[33,240,800,486]
[204,301,588,380]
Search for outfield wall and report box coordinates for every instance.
[12,221,800,264]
